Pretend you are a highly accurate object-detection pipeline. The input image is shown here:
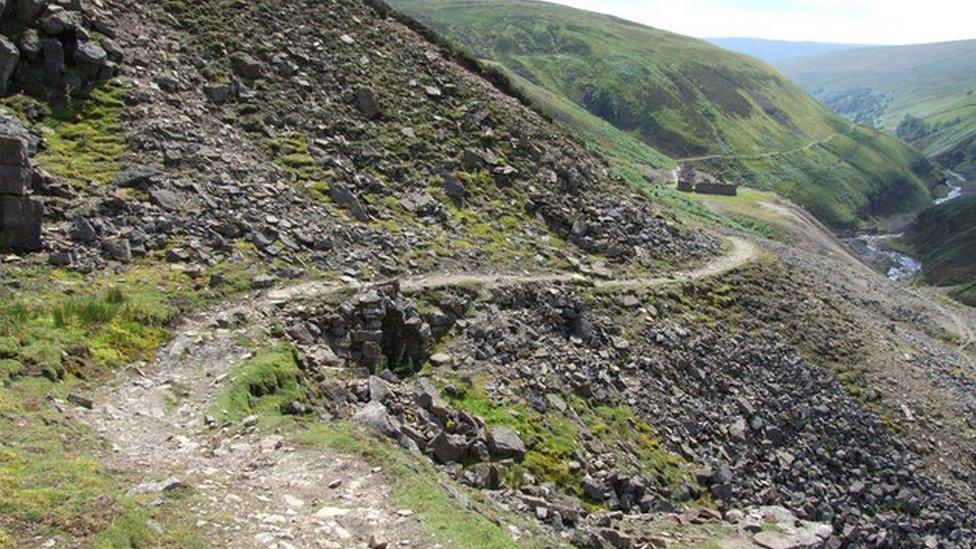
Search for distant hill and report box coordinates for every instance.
[391,0,939,231]
[779,40,976,179]
[706,38,865,64]
[901,194,976,305]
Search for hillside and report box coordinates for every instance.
[390,0,940,231]
[779,40,976,179]
[901,195,976,304]
[1,0,976,548]
[706,38,865,64]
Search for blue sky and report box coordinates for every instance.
[546,0,976,45]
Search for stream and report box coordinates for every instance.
[846,171,968,281]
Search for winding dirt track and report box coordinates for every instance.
[269,236,758,303]
[73,238,758,548]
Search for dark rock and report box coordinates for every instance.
[442,174,466,204]
[487,426,525,460]
[16,0,45,22]
[67,393,94,409]
[329,182,370,221]
[70,217,98,243]
[0,35,19,94]
[0,165,30,195]
[72,41,107,79]
[0,195,42,251]
[114,164,160,189]
[430,430,467,464]
[204,84,236,103]
[251,274,276,289]
[40,38,64,86]
[353,88,381,119]
[230,52,264,79]
[102,238,132,263]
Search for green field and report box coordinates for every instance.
[391,0,939,232]
[779,40,976,179]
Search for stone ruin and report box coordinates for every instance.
[0,132,41,251]
[676,165,738,196]
[287,281,434,375]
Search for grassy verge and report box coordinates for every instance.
[213,344,308,425]
[1,81,128,186]
[0,262,256,546]
[0,375,203,547]
[212,343,553,548]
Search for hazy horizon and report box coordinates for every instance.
[543,0,976,46]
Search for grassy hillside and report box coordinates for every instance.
[779,40,976,179]
[391,0,939,231]
[900,195,976,302]
[707,38,867,64]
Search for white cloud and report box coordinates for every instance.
[546,0,976,45]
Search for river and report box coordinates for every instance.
[847,170,968,281]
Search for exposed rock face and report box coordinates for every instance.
[0,1,117,97]
[287,281,433,374]
[0,133,42,252]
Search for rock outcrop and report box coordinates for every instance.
[0,133,42,251]
[0,0,118,97]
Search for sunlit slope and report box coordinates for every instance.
[392,0,939,231]
[780,40,976,178]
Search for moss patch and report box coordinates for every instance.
[214,344,307,423]
[2,81,128,186]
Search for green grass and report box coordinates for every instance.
[900,195,976,296]
[0,262,258,546]
[1,81,128,186]
[779,40,976,178]
[213,344,307,423]
[391,0,939,231]
[0,377,203,547]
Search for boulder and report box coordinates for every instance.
[353,88,381,119]
[0,195,42,251]
[442,174,465,204]
[487,426,525,459]
[41,38,64,85]
[73,41,107,79]
[0,135,28,168]
[430,430,468,464]
[17,0,45,22]
[39,11,79,37]
[329,182,370,221]
[102,238,132,263]
[352,401,399,437]
[230,52,264,79]
[0,35,18,94]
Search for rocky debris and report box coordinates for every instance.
[0,132,42,252]
[0,1,117,98]
[286,281,433,374]
[128,476,184,496]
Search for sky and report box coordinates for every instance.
[545,0,976,45]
